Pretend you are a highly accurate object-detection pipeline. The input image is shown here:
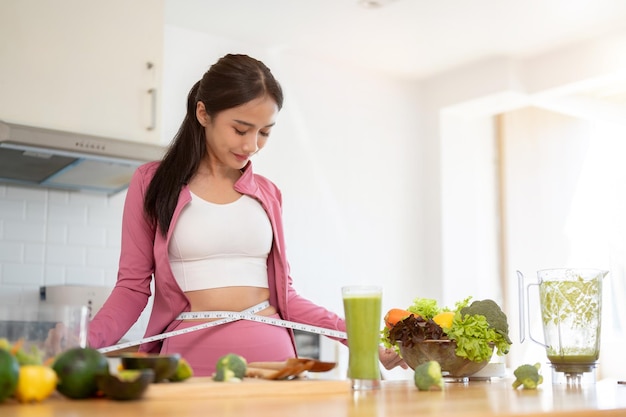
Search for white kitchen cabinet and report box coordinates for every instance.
[0,0,164,144]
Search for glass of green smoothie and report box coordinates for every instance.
[342,285,382,390]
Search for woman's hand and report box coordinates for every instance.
[378,345,408,370]
[43,322,67,358]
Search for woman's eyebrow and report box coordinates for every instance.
[233,119,276,128]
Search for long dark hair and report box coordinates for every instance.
[144,54,284,236]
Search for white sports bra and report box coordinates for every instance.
[168,191,272,292]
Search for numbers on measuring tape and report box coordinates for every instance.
[177,311,347,339]
[97,301,346,354]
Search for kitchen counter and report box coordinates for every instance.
[2,377,626,416]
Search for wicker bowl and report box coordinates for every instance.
[398,340,492,378]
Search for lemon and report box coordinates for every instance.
[14,365,58,403]
[433,311,455,329]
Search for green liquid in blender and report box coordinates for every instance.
[547,354,599,364]
[540,275,602,369]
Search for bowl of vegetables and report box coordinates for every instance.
[397,340,493,377]
[382,297,511,378]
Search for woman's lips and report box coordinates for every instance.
[233,153,249,162]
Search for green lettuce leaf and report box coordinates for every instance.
[407,298,441,320]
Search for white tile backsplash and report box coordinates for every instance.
[48,204,88,224]
[0,185,125,302]
[6,186,47,202]
[43,265,66,286]
[68,224,107,246]
[24,243,45,263]
[105,227,122,247]
[25,201,46,221]
[5,221,45,242]
[0,284,20,300]
[3,263,44,285]
[45,245,86,266]
[86,247,120,268]
[0,199,26,220]
[65,266,105,286]
[46,223,68,244]
[0,184,150,347]
[0,242,22,262]
[88,206,125,227]
[47,190,70,205]
[68,191,112,207]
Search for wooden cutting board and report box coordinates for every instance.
[145,377,351,400]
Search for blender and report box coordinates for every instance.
[518,268,608,385]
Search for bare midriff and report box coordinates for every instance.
[184,286,276,321]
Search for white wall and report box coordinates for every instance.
[500,107,626,381]
[502,108,597,371]
[439,112,500,305]
[425,30,626,377]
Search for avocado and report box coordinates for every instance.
[96,369,154,401]
[52,347,110,399]
[0,349,19,402]
[120,353,180,382]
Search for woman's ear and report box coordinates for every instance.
[196,101,210,127]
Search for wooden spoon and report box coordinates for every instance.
[248,358,336,373]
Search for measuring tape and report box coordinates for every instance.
[97,301,347,354]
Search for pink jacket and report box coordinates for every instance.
[88,161,346,353]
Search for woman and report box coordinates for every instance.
[88,54,404,375]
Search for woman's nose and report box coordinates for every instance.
[242,133,259,154]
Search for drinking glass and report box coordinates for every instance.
[342,285,382,390]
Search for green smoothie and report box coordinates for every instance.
[343,292,382,380]
[540,275,602,369]
[547,354,599,364]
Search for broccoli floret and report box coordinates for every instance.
[213,353,247,382]
[414,361,443,391]
[512,363,543,389]
[459,299,512,345]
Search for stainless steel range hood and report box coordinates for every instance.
[0,121,165,195]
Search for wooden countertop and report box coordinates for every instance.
[3,377,626,417]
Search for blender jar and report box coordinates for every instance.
[519,268,608,384]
